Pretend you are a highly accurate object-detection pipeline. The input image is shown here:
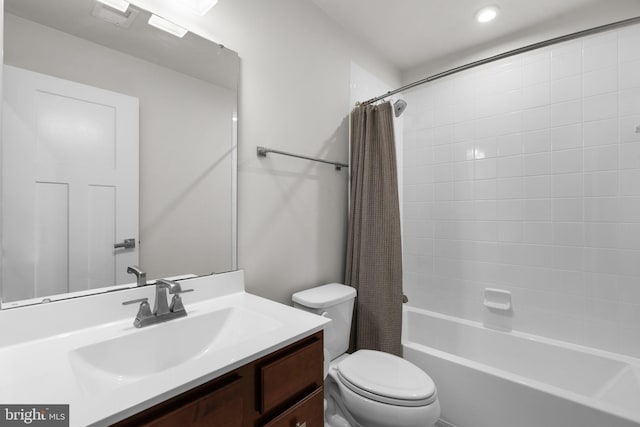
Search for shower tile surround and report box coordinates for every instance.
[402,24,640,357]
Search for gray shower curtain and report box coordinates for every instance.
[346,101,403,356]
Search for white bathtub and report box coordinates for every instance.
[403,307,640,427]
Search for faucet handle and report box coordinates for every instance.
[169,288,194,313]
[122,297,149,306]
[169,294,184,313]
[122,298,153,328]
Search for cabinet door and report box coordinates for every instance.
[261,388,323,427]
[147,378,244,427]
[114,374,245,427]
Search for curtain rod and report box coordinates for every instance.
[361,15,640,106]
[256,146,348,170]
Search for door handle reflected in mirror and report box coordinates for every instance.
[114,238,136,249]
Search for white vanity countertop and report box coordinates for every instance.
[0,271,330,426]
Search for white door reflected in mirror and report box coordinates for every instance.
[2,65,139,302]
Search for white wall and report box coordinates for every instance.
[4,14,235,281]
[130,0,401,303]
[402,22,640,357]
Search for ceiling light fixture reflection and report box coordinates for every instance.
[476,6,500,23]
[96,0,130,13]
[178,0,219,16]
[148,14,188,38]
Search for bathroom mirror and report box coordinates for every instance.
[1,0,239,308]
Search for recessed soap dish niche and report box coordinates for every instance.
[483,288,513,332]
[483,288,512,311]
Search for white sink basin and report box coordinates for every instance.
[69,306,282,395]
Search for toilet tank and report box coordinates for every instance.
[292,283,356,361]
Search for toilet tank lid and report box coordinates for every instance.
[292,283,356,309]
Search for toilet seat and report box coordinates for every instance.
[336,350,437,407]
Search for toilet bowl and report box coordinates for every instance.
[326,350,440,427]
[292,283,440,427]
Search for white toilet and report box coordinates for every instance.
[292,283,440,427]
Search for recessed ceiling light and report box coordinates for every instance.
[148,14,188,38]
[476,6,500,23]
[177,0,219,16]
[95,0,130,13]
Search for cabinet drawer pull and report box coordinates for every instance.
[295,423,306,427]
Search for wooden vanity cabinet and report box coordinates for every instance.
[112,331,324,427]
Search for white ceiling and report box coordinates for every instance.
[5,0,239,89]
[312,0,640,73]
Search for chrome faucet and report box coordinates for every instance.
[127,265,147,287]
[154,279,186,316]
[122,279,194,328]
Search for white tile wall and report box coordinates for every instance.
[402,24,640,358]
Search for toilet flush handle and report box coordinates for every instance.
[320,312,329,318]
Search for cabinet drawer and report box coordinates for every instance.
[260,336,323,413]
[261,387,324,427]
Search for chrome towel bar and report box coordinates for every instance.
[257,146,348,171]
